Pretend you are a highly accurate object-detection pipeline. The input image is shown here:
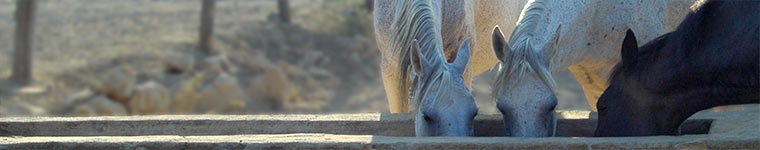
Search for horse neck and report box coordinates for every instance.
[652,0,759,112]
[524,0,596,72]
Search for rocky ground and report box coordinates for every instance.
[0,0,590,117]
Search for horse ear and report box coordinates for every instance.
[410,39,431,76]
[543,24,562,61]
[621,29,639,65]
[451,38,471,75]
[492,25,510,62]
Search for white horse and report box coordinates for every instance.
[373,0,476,136]
[490,0,697,136]
[374,0,530,114]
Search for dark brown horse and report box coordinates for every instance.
[594,0,759,136]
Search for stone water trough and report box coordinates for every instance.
[1,105,757,149]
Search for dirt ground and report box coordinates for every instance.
[0,0,590,117]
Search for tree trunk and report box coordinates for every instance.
[277,0,290,24]
[199,0,215,55]
[11,0,36,86]
[365,0,373,12]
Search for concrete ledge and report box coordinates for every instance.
[0,111,710,137]
[0,106,758,149]
[1,133,757,149]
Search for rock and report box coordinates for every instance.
[306,66,330,78]
[51,89,96,114]
[0,101,47,117]
[129,81,171,115]
[88,96,128,116]
[279,62,308,77]
[69,95,128,116]
[70,104,96,117]
[201,55,238,76]
[197,73,248,113]
[248,68,287,101]
[136,70,166,84]
[300,50,329,66]
[97,67,136,103]
[163,54,195,73]
[171,72,206,114]
[248,68,298,107]
[245,55,275,73]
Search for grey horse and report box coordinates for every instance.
[375,0,477,136]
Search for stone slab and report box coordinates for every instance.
[0,111,709,137]
[0,106,757,149]
[0,133,757,149]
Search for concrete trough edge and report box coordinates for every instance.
[0,107,758,149]
[0,111,715,137]
[0,133,758,149]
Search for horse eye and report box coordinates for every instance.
[423,115,433,122]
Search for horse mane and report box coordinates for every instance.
[492,0,557,100]
[390,0,448,110]
[410,67,452,109]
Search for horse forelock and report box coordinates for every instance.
[492,0,557,101]
[411,67,454,111]
[390,0,447,110]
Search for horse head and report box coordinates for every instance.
[411,38,478,136]
[593,29,661,136]
[490,23,561,137]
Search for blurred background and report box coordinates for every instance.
[0,0,590,117]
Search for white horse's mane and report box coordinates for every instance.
[390,0,451,110]
[409,66,451,109]
[492,0,558,100]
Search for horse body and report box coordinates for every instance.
[595,0,759,136]
[490,0,696,136]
